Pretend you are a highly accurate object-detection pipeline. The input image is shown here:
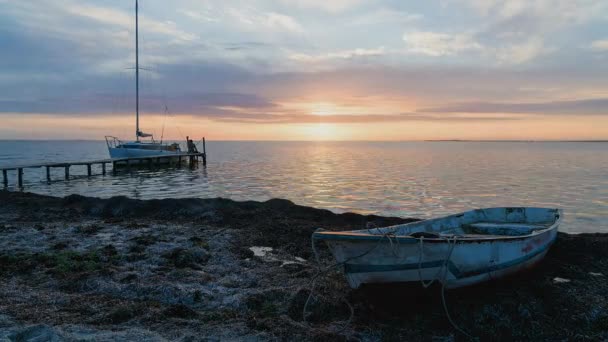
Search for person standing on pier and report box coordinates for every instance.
[186,136,198,153]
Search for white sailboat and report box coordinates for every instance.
[105,0,185,160]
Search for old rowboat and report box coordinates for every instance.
[313,207,562,289]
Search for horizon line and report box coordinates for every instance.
[0,139,607,143]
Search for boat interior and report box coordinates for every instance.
[365,207,561,238]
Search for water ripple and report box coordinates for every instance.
[1,141,607,233]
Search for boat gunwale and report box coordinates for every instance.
[313,207,563,244]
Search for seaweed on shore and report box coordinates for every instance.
[0,190,607,341]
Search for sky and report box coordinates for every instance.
[1,0,607,141]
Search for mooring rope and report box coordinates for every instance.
[436,236,475,339]
[309,228,476,339]
[305,228,395,330]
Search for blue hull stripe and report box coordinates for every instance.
[344,242,552,279]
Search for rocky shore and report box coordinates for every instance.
[0,190,607,341]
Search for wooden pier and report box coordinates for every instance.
[1,152,206,189]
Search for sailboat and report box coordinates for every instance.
[105,0,186,160]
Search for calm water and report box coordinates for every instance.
[1,141,606,233]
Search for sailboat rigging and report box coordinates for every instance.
[105,0,187,159]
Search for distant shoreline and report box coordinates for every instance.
[0,139,607,143]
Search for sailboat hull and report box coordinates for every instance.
[108,147,185,164]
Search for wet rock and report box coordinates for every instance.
[51,241,69,250]
[189,236,209,249]
[131,234,159,246]
[104,305,141,324]
[119,273,138,283]
[163,247,210,269]
[75,224,102,235]
[163,304,198,319]
[9,324,62,342]
[125,221,149,229]
[281,262,306,274]
[236,247,254,259]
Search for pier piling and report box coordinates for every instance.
[0,151,205,188]
[18,168,23,188]
[203,138,207,166]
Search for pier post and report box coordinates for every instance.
[64,166,70,180]
[112,161,117,175]
[177,155,182,168]
[2,170,7,188]
[17,168,23,188]
[126,159,131,171]
[147,158,152,169]
[46,166,51,183]
[102,163,106,175]
[87,164,92,177]
[203,138,207,166]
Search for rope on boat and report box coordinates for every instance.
[308,229,475,339]
[417,235,475,340]
[417,236,446,288]
[305,228,394,331]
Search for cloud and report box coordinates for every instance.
[402,31,482,56]
[264,12,303,33]
[65,2,197,42]
[591,39,608,51]
[348,8,422,26]
[1,0,608,131]
[418,98,608,115]
[457,0,608,65]
[177,5,303,34]
[204,112,519,124]
[277,0,366,13]
[0,92,275,115]
[177,8,219,23]
[289,47,385,63]
[461,0,606,24]
[493,37,551,64]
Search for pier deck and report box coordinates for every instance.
[1,152,206,188]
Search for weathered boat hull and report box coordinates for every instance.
[314,207,562,289]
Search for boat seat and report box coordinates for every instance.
[470,222,548,230]
[466,222,549,236]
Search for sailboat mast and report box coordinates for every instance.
[135,0,140,141]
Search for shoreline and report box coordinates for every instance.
[1,190,607,340]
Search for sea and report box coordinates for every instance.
[0,140,606,233]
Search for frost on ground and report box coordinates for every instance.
[1,191,608,341]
